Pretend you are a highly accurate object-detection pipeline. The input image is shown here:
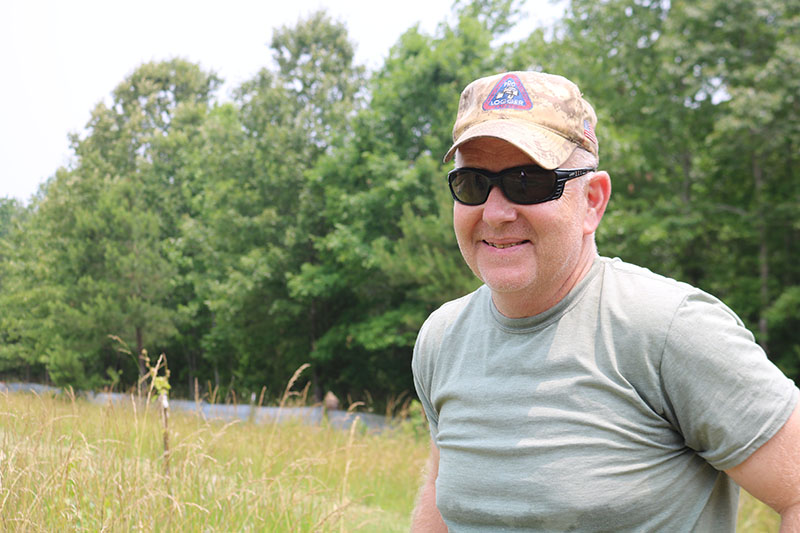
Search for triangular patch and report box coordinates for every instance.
[482,74,533,110]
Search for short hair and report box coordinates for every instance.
[565,147,598,169]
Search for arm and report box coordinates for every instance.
[411,441,448,532]
[726,402,800,532]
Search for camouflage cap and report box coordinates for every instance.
[443,71,599,169]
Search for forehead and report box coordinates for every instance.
[455,138,536,172]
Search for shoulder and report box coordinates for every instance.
[591,257,748,383]
[596,257,726,326]
[600,257,748,329]
[412,287,486,376]
[416,289,480,352]
[599,257,695,299]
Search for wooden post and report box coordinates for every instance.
[159,392,170,479]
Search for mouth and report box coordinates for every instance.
[483,240,529,249]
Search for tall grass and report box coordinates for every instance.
[0,389,780,531]
[0,390,428,531]
[738,490,781,532]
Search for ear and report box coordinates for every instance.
[583,171,611,235]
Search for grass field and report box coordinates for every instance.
[0,390,780,532]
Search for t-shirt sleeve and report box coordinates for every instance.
[659,291,799,471]
[412,312,442,441]
[411,293,476,442]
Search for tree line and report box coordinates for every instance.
[1,0,798,406]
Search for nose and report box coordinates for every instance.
[482,186,518,227]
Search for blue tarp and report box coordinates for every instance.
[0,382,389,432]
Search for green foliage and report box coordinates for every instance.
[1,1,798,398]
[0,198,25,241]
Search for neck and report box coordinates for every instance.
[491,245,598,319]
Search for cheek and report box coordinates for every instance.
[453,205,480,268]
[453,204,476,240]
[550,191,587,232]
[520,198,585,253]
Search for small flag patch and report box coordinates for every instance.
[483,74,533,111]
[583,119,597,144]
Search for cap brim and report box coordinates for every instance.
[443,120,577,169]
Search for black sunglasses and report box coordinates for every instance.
[448,165,596,206]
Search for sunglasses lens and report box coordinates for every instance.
[502,169,556,204]
[448,167,561,205]
[450,171,491,205]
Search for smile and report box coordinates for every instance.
[484,240,528,249]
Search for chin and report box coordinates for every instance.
[478,270,537,295]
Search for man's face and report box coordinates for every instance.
[453,138,592,316]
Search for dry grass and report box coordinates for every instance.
[0,390,428,532]
[738,489,780,532]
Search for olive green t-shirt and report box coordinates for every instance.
[412,257,798,532]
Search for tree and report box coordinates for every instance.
[684,0,800,369]
[176,11,365,399]
[0,198,45,381]
[5,59,221,388]
[6,0,794,399]
[289,0,521,400]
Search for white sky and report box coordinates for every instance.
[0,0,563,204]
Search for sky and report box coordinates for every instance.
[0,0,563,204]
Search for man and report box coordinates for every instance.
[411,71,800,532]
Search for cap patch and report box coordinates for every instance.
[583,119,597,144]
[482,74,532,111]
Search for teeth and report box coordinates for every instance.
[486,241,525,249]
